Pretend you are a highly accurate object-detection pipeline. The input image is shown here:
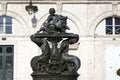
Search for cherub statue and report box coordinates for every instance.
[37,8,70,34]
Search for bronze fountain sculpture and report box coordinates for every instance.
[117,68,120,76]
[30,8,81,80]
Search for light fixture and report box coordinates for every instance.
[31,14,37,28]
[25,0,38,15]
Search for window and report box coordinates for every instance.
[0,45,14,80]
[0,16,12,34]
[106,17,120,35]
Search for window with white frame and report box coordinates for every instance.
[0,16,12,34]
[106,17,120,35]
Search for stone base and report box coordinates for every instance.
[31,71,79,80]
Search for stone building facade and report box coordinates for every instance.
[0,0,120,80]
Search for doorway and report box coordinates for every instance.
[0,45,14,80]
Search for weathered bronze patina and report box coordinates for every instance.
[117,68,120,76]
[30,8,81,80]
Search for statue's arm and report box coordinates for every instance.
[30,35,43,47]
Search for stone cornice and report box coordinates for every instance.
[0,0,120,4]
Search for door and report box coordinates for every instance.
[0,45,14,80]
[106,46,120,80]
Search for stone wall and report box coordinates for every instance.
[0,0,120,80]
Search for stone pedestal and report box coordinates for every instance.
[30,33,80,80]
[31,72,79,80]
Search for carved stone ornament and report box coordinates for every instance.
[30,8,81,80]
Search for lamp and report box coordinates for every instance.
[25,0,38,15]
[31,15,37,28]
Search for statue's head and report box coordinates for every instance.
[49,8,55,15]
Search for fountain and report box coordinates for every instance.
[30,8,81,80]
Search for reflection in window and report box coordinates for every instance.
[106,17,112,25]
[0,17,3,34]
[0,47,2,53]
[6,25,12,34]
[106,26,113,35]
[115,26,120,34]
[0,56,2,69]
[6,63,12,75]
[106,17,120,35]
[115,17,120,25]
[6,17,12,24]
[0,16,12,34]
[6,56,13,69]
[6,47,13,53]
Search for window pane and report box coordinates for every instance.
[0,17,3,24]
[6,56,13,80]
[0,16,12,34]
[115,17,120,25]
[5,17,12,34]
[0,47,2,54]
[0,57,2,80]
[115,26,120,34]
[6,47,13,54]
[106,17,112,25]
[106,26,113,35]
[5,25,12,34]
[0,17,4,34]
[6,17,12,24]
[0,56,2,69]
[6,56,13,70]
[0,78,2,80]
[0,24,3,33]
